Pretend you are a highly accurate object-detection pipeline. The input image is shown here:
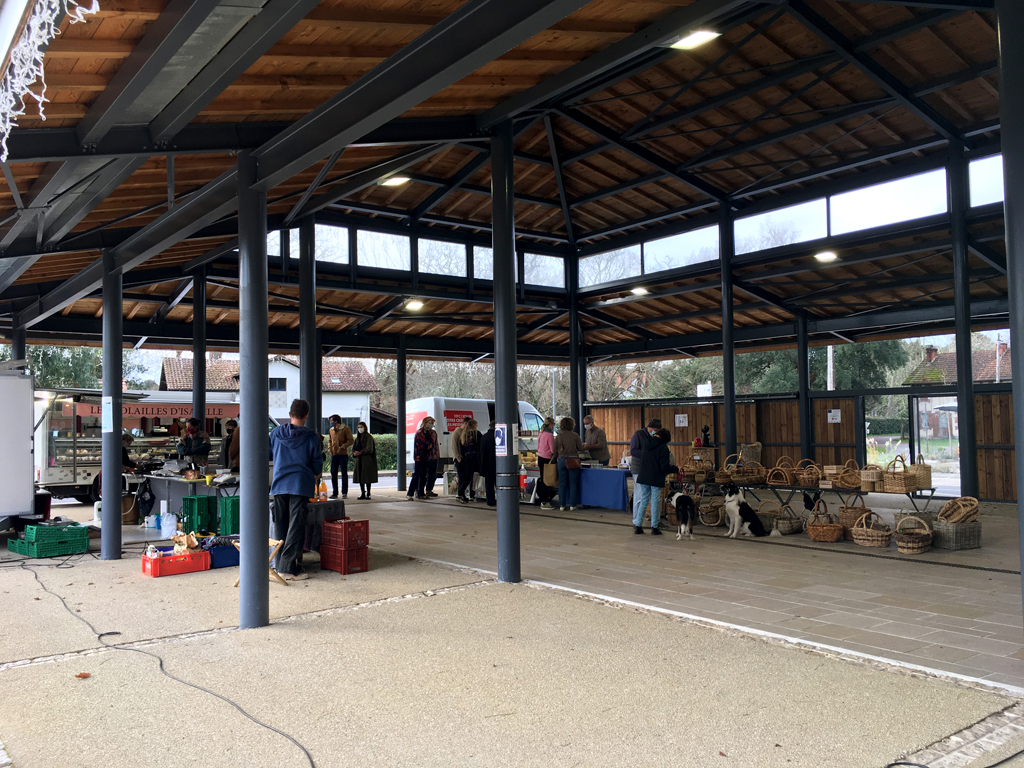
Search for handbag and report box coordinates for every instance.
[565,457,581,470]
[543,463,558,486]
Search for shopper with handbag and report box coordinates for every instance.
[455,419,480,503]
[552,416,585,511]
[536,417,556,510]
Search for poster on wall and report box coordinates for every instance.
[827,409,841,424]
[101,396,113,433]
[675,413,688,428]
[494,424,507,457]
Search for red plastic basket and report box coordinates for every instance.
[141,548,210,577]
[322,518,368,549]
[320,544,368,575]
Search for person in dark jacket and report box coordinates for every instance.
[220,419,238,471]
[269,399,323,580]
[478,421,497,507]
[456,419,480,503]
[352,422,378,499]
[406,417,436,501]
[628,418,662,477]
[176,417,211,465]
[633,427,677,536]
[121,435,137,470]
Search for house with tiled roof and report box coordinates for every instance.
[903,344,1012,385]
[161,356,379,428]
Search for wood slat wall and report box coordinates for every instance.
[813,398,857,467]
[758,400,803,467]
[975,393,1017,502]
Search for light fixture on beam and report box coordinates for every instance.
[630,287,649,296]
[814,251,839,263]
[405,298,424,310]
[671,30,720,50]
[379,175,411,187]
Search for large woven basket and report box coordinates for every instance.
[766,467,791,486]
[883,456,918,494]
[939,497,979,524]
[933,518,982,550]
[739,442,762,464]
[716,453,739,484]
[734,461,767,486]
[757,501,782,531]
[699,497,725,527]
[894,515,932,555]
[806,500,844,542]
[682,452,714,483]
[851,511,893,549]
[774,456,796,484]
[794,459,822,488]
[776,504,804,535]
[909,453,933,490]
[838,494,870,540]
[835,462,863,490]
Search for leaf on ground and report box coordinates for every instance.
[719,752,727,757]
[33,597,39,601]
[74,672,90,679]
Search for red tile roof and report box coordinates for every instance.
[903,349,1012,385]
[160,357,378,392]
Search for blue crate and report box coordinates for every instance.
[208,545,240,569]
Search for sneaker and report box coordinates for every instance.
[357,494,366,500]
[426,492,439,498]
[415,495,427,500]
[406,496,415,501]
[342,494,347,499]
[634,526,644,535]
[568,506,578,511]
[540,503,554,510]
[289,572,311,581]
[329,494,339,500]
[651,527,663,536]
[458,497,469,504]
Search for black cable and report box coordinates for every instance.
[21,562,316,768]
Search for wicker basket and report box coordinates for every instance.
[774,456,796,484]
[716,453,740,484]
[939,497,979,524]
[883,456,918,494]
[894,509,936,529]
[860,464,883,491]
[739,442,762,464]
[909,453,933,490]
[682,452,714,483]
[734,461,767,486]
[851,511,893,549]
[932,518,982,551]
[838,494,870,540]
[776,505,804,535]
[766,467,791,486]
[757,501,782,531]
[894,515,932,555]
[699,497,725,527]
[835,467,863,490]
[794,459,822,488]
[806,500,844,542]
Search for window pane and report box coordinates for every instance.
[524,253,564,288]
[830,169,947,236]
[420,238,467,276]
[644,225,719,273]
[735,199,826,255]
[315,224,348,264]
[357,230,410,270]
[970,155,1004,208]
[474,246,493,280]
[579,246,641,288]
[266,229,299,258]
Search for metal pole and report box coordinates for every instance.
[719,205,737,455]
[492,119,521,583]
[578,350,588,428]
[237,151,269,629]
[796,313,812,460]
[11,325,25,366]
[192,265,206,424]
[299,216,318,429]
[396,335,407,493]
[949,143,978,498]
[568,257,581,434]
[996,0,1024,620]
[100,250,122,561]
[552,368,556,419]
[854,396,867,469]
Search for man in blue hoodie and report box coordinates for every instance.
[270,399,324,580]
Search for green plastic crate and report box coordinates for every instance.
[24,523,88,548]
[219,496,239,536]
[7,538,25,555]
[8,536,88,558]
[182,495,218,534]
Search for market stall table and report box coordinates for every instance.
[579,466,630,512]
[738,483,938,515]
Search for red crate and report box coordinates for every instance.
[322,518,368,549]
[320,544,368,575]
[141,548,210,577]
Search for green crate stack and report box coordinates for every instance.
[219,496,240,536]
[7,535,88,558]
[24,523,89,548]
[182,495,218,534]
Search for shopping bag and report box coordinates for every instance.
[543,463,558,486]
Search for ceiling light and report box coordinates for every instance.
[380,175,410,187]
[406,299,424,311]
[671,30,721,50]
[814,251,839,263]
[630,287,649,296]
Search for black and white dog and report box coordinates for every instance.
[720,482,780,538]
[666,492,698,541]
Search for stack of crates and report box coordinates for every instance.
[320,518,369,574]
[219,496,240,536]
[182,495,218,534]
[7,522,89,558]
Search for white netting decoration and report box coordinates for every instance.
[0,0,99,161]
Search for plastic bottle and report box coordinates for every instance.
[319,480,328,501]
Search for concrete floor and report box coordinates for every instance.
[1,495,1024,766]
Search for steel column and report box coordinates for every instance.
[192,265,206,423]
[11,325,25,365]
[796,313,812,459]
[100,251,122,561]
[492,120,521,583]
[299,217,319,429]
[578,351,589,429]
[996,0,1024,620]
[854,396,868,469]
[949,145,979,497]
[397,336,407,493]
[237,152,269,629]
[720,207,737,456]
[569,271,582,433]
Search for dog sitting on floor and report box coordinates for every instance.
[720,482,780,538]
[666,492,698,541]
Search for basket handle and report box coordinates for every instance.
[843,493,865,509]
[745,461,764,470]
[796,458,816,470]
[780,505,800,520]
[844,458,860,470]
[758,500,781,513]
[775,456,795,468]
[724,453,739,465]
[854,511,875,529]
[895,515,930,533]
[862,464,882,472]
[915,453,926,464]
[886,455,909,473]
[812,498,830,516]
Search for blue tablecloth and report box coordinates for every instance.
[579,467,630,511]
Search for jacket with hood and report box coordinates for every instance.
[269,423,323,497]
[637,434,678,488]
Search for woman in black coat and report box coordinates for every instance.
[478,421,497,507]
[633,428,678,534]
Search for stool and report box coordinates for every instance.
[232,538,289,587]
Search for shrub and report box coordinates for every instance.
[865,417,907,436]
[373,433,398,471]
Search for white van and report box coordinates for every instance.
[405,397,545,466]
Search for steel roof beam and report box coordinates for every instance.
[544,116,576,249]
[151,278,194,324]
[253,0,590,191]
[846,1,991,8]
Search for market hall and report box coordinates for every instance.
[2,0,1024,765]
